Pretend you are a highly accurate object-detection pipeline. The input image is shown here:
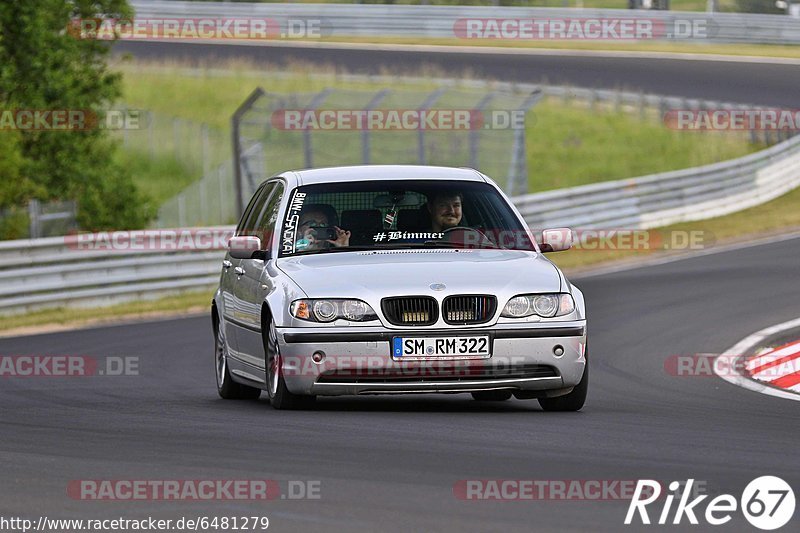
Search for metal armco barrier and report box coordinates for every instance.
[515,133,800,230]
[130,1,800,45]
[0,230,231,315]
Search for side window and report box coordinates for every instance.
[254,182,285,250]
[235,184,267,236]
[238,183,275,237]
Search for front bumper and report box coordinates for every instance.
[277,322,587,396]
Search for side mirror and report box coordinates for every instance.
[540,228,573,253]
[228,236,263,259]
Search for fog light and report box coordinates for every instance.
[553,345,565,357]
[312,351,326,364]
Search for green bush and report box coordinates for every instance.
[0,0,153,232]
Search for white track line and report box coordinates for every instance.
[715,317,800,402]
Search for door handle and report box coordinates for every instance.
[234,266,246,276]
[222,260,232,270]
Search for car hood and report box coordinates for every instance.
[276,249,561,299]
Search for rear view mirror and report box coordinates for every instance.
[228,236,262,259]
[373,193,419,208]
[540,228,573,252]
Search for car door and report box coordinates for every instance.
[230,180,285,371]
[221,182,274,357]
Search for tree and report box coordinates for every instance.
[0,0,153,234]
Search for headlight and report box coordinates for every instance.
[501,293,575,318]
[290,299,378,323]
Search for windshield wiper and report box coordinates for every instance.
[291,245,377,256]
[421,240,498,249]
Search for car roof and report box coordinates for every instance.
[284,165,488,186]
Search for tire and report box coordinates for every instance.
[471,390,513,401]
[215,314,261,400]
[264,319,316,410]
[538,356,588,412]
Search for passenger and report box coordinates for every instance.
[296,207,350,250]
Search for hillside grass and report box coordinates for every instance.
[116,60,758,193]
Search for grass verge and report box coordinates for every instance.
[115,148,198,205]
[307,37,800,60]
[0,290,213,336]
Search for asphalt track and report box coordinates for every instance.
[2,236,799,532]
[116,41,800,107]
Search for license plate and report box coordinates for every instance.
[392,336,491,359]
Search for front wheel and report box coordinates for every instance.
[538,357,588,412]
[265,319,316,410]
[215,316,260,400]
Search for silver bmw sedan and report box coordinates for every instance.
[212,165,587,410]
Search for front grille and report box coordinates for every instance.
[443,295,497,325]
[316,364,559,384]
[381,296,438,326]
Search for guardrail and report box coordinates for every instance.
[130,1,800,45]
[0,231,229,315]
[515,132,800,229]
[2,127,799,315]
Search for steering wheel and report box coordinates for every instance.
[441,227,496,248]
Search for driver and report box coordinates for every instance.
[296,207,350,250]
[427,191,463,233]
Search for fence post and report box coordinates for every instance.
[639,91,646,120]
[361,89,390,164]
[199,177,208,225]
[202,123,210,177]
[28,199,41,239]
[219,165,227,223]
[122,104,130,148]
[469,93,494,169]
[506,89,543,196]
[231,88,266,217]
[417,88,447,164]
[304,88,333,168]
[177,194,186,228]
[148,111,155,158]
[173,118,181,163]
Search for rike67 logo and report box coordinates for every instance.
[625,477,795,530]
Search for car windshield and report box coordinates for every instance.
[278,179,537,256]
